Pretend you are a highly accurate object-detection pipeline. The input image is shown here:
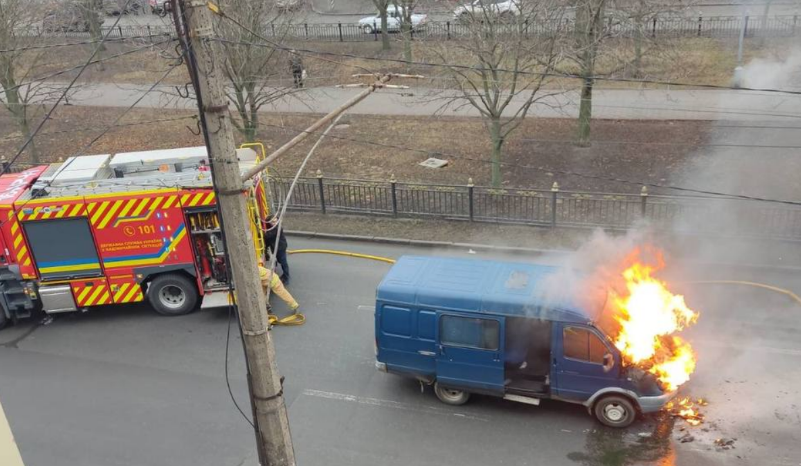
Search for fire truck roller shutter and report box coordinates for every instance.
[22,218,102,281]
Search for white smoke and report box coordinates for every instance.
[741,48,801,90]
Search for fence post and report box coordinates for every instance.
[373,21,378,40]
[640,186,648,217]
[652,17,657,38]
[317,169,326,214]
[410,23,414,40]
[550,182,559,227]
[147,25,151,42]
[118,25,123,38]
[467,178,474,222]
[390,174,398,217]
[793,15,797,36]
[447,21,451,40]
[744,15,749,37]
[338,22,343,42]
[305,23,309,39]
[0,158,8,173]
[524,19,529,37]
[697,15,702,36]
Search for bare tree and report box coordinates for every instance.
[430,0,566,187]
[0,0,75,163]
[572,0,606,147]
[370,0,392,51]
[216,0,304,142]
[74,0,107,52]
[392,0,419,64]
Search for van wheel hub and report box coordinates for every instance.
[604,404,626,422]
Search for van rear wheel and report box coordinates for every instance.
[594,395,636,428]
[434,382,470,405]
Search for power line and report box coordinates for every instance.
[1,0,139,177]
[1,38,175,96]
[519,137,801,150]
[207,34,801,97]
[250,119,801,207]
[0,115,198,143]
[0,35,174,54]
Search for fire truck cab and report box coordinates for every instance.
[0,145,270,329]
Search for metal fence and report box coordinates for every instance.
[28,14,800,42]
[271,175,801,241]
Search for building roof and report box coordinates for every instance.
[377,256,599,323]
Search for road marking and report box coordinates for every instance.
[357,305,373,312]
[0,400,25,466]
[301,389,489,422]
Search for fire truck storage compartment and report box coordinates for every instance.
[22,217,102,281]
[38,285,77,313]
[186,208,227,289]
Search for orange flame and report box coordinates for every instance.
[608,253,699,391]
[667,397,705,425]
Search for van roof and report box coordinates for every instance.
[376,255,596,324]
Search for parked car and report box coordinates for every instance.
[276,0,304,12]
[453,0,520,23]
[43,6,91,33]
[149,0,168,14]
[358,6,428,34]
[375,256,676,428]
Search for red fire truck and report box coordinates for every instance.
[0,145,270,329]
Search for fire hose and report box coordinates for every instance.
[287,249,397,264]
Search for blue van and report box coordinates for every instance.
[374,256,676,427]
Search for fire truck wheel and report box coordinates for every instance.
[594,395,637,428]
[148,274,198,316]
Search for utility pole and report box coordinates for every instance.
[175,1,295,465]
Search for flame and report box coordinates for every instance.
[608,252,699,391]
[667,397,705,425]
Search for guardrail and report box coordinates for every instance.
[26,14,800,42]
[271,174,801,240]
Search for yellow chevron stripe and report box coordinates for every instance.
[180,194,191,205]
[97,291,111,305]
[26,211,38,221]
[84,285,105,307]
[189,193,205,207]
[13,234,22,248]
[69,204,84,217]
[18,245,27,257]
[77,286,93,304]
[163,195,178,209]
[10,222,18,234]
[149,197,164,213]
[23,258,30,266]
[114,283,130,302]
[131,198,151,217]
[201,192,216,205]
[55,206,69,218]
[97,200,124,229]
[123,285,142,303]
[90,202,110,225]
[40,209,53,220]
[115,198,137,221]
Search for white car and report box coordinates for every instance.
[359,6,428,34]
[453,0,521,22]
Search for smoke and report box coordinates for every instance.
[740,48,801,91]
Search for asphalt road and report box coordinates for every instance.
[1,237,800,466]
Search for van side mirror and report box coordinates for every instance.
[602,353,615,373]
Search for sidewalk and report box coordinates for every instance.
[42,82,801,121]
[0,400,25,466]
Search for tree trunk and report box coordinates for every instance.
[1,72,39,163]
[401,20,413,65]
[20,119,39,164]
[633,16,644,78]
[381,13,391,51]
[489,118,503,187]
[577,76,593,147]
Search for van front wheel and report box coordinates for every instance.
[594,395,636,428]
[434,383,470,405]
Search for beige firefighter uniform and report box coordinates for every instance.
[259,266,299,311]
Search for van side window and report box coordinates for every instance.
[563,327,606,364]
[440,315,499,351]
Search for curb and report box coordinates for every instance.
[286,229,801,274]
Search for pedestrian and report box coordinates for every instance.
[264,216,290,284]
[259,266,299,312]
[289,51,304,89]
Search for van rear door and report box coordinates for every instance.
[436,313,504,393]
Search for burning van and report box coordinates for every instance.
[374,255,697,428]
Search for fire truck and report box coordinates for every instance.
[0,145,270,329]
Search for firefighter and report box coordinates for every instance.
[289,51,304,89]
[264,216,290,284]
[259,265,299,312]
